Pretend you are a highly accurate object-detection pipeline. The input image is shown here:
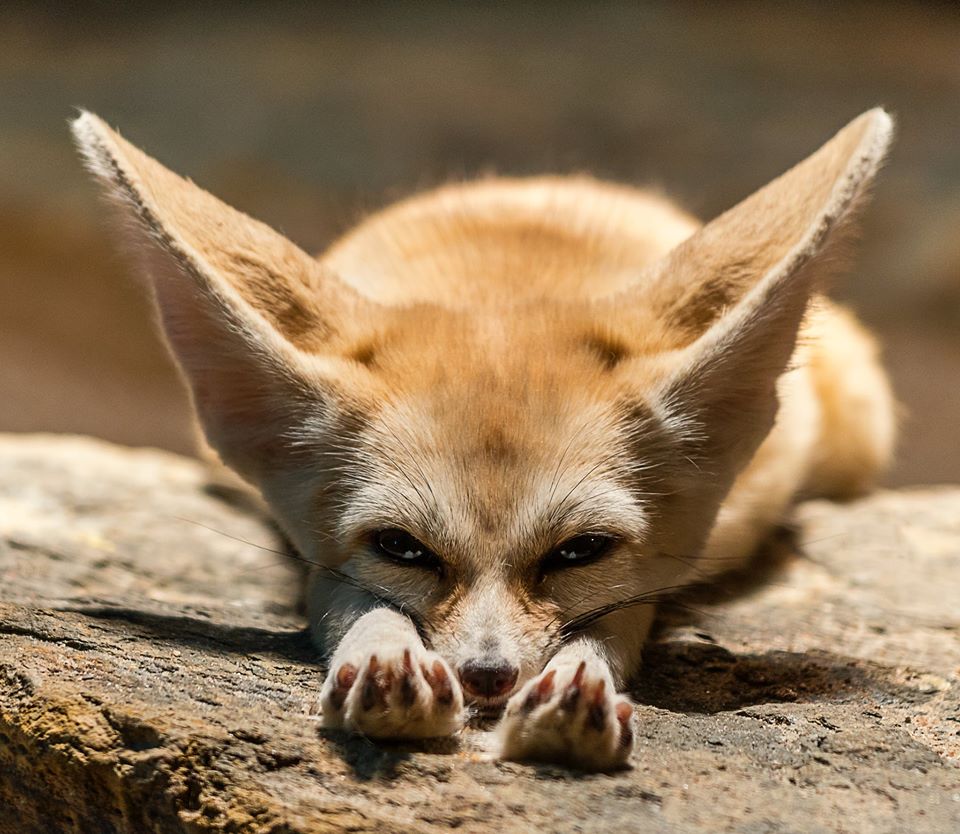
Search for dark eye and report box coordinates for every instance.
[542,534,615,572]
[374,528,440,570]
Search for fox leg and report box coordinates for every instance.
[318,608,466,738]
[495,638,636,771]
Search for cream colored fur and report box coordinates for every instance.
[72,109,895,771]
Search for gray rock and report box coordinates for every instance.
[1,433,958,833]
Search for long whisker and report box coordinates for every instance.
[384,424,440,510]
[559,583,694,636]
[170,516,436,631]
[376,426,437,530]
[544,582,630,630]
[546,437,576,506]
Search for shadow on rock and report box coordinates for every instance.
[318,730,460,781]
[658,525,802,619]
[633,641,926,714]
[61,604,319,664]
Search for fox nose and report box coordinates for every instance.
[458,658,519,699]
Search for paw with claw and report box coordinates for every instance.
[496,657,635,771]
[319,645,466,739]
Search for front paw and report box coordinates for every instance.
[319,645,465,739]
[496,658,635,771]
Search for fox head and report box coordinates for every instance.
[73,110,891,707]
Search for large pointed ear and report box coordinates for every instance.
[71,111,376,481]
[639,109,894,476]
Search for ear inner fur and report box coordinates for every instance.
[70,111,375,353]
[600,108,893,348]
[645,108,893,477]
[70,112,383,481]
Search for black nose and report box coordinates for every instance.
[458,658,519,699]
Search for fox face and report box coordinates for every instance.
[73,109,894,768]
[301,306,672,704]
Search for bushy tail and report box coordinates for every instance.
[802,300,897,498]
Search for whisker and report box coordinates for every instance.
[544,582,629,630]
[545,415,590,507]
[170,515,436,632]
[171,515,290,556]
[559,583,694,635]
[384,424,440,509]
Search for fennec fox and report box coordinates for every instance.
[73,109,895,771]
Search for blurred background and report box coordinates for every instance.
[1,2,958,485]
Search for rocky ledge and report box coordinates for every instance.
[1,434,958,833]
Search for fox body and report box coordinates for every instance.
[74,110,895,770]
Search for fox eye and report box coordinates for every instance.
[374,528,440,570]
[542,534,615,572]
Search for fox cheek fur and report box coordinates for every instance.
[73,108,896,767]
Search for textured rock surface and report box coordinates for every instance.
[1,433,958,833]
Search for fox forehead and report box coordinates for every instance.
[327,369,653,566]
[345,302,650,390]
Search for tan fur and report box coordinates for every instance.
[72,108,895,770]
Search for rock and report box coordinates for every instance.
[1,434,958,834]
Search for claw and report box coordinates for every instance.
[361,655,385,711]
[523,669,556,713]
[399,649,418,707]
[337,664,359,689]
[586,679,607,732]
[616,700,634,749]
[330,663,358,710]
[424,660,454,707]
[560,661,587,710]
[537,669,557,698]
[571,661,587,687]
